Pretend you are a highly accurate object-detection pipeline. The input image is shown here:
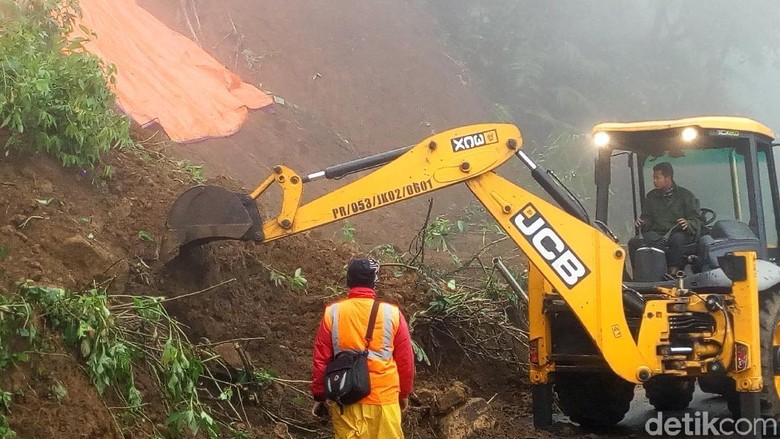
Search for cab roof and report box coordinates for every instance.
[592,116,775,140]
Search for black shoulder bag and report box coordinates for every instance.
[324,300,381,409]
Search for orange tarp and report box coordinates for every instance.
[73,0,272,143]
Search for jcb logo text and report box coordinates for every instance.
[512,203,590,287]
[450,129,498,152]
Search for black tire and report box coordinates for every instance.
[727,288,780,418]
[759,288,780,418]
[644,375,695,411]
[697,375,729,396]
[555,372,635,428]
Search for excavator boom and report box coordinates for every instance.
[165,123,523,248]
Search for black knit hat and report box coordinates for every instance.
[346,258,380,289]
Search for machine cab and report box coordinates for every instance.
[591,117,779,280]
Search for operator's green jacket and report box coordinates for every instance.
[640,183,701,241]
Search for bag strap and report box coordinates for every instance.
[364,299,381,348]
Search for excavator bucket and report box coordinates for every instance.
[163,185,264,254]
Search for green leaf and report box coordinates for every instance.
[137,230,154,241]
[218,387,233,401]
[411,340,430,366]
[35,198,53,206]
[0,391,12,410]
[446,279,457,290]
[127,386,142,408]
[51,380,68,402]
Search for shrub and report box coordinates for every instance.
[0,0,132,169]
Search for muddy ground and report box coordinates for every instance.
[0,1,628,438]
[0,133,565,439]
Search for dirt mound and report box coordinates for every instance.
[0,134,544,438]
[0,0,567,437]
[2,337,119,439]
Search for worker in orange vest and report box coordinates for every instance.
[311,258,415,438]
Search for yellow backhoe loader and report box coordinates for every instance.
[164,120,779,435]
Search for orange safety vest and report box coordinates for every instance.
[324,298,401,405]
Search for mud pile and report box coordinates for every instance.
[0,134,563,437]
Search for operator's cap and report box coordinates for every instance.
[346,258,380,289]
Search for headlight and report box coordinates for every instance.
[682,127,698,142]
[593,131,610,148]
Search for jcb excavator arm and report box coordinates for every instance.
[164,123,666,383]
[166,123,524,245]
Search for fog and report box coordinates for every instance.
[419,0,780,236]
[421,0,780,145]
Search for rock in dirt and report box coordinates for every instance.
[436,380,470,413]
[45,235,121,278]
[211,343,248,371]
[38,179,54,194]
[438,398,495,439]
[412,388,436,407]
[273,422,292,439]
[208,343,253,381]
[113,199,133,219]
[1,224,29,242]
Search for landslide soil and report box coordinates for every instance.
[0,1,627,438]
[0,135,556,438]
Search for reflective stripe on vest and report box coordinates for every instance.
[330,302,394,360]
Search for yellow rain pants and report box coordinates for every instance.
[330,402,404,439]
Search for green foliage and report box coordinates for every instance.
[269,270,286,288]
[166,403,217,438]
[409,268,527,365]
[251,369,278,386]
[24,284,137,397]
[0,294,36,371]
[137,230,154,242]
[342,220,356,243]
[0,0,132,169]
[369,244,406,266]
[268,267,308,292]
[0,294,37,439]
[51,380,68,403]
[175,160,206,184]
[411,340,430,366]
[423,216,454,252]
[0,391,12,411]
[290,268,308,291]
[160,336,202,402]
[19,282,222,437]
[0,414,15,439]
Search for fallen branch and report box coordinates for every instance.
[18,215,47,229]
[196,336,266,347]
[161,278,237,305]
[447,236,508,275]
